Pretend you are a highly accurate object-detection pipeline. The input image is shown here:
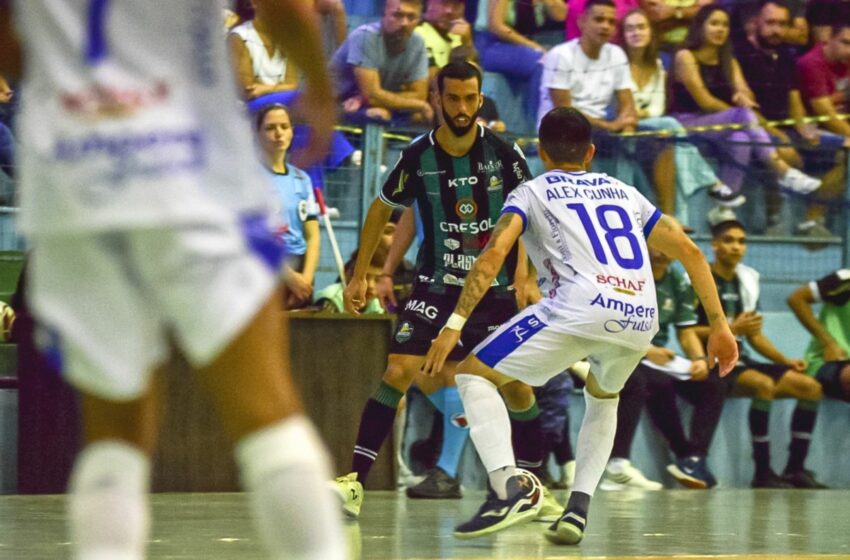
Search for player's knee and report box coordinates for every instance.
[586,372,619,399]
[382,361,415,392]
[235,416,331,491]
[455,373,497,401]
[745,373,775,400]
[801,376,824,401]
[499,380,535,410]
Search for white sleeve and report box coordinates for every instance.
[630,187,662,238]
[502,184,535,233]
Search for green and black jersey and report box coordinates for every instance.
[379,125,531,293]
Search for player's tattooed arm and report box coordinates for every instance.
[455,213,524,318]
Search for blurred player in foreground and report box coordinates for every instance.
[0,0,343,558]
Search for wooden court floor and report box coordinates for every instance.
[1,489,849,559]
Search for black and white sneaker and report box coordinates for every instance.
[545,508,587,545]
[406,467,462,499]
[453,469,542,539]
[708,182,746,208]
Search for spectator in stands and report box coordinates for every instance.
[330,0,432,122]
[805,0,850,44]
[256,104,321,309]
[735,0,846,238]
[797,22,850,139]
[695,219,826,488]
[415,0,473,79]
[669,5,821,210]
[602,247,725,491]
[541,0,680,215]
[620,8,731,218]
[728,0,807,46]
[788,269,850,402]
[567,0,638,39]
[229,3,299,100]
[314,250,387,314]
[640,0,713,51]
[473,0,567,82]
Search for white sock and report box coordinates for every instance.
[573,390,620,497]
[68,441,151,560]
[455,374,516,499]
[235,415,345,560]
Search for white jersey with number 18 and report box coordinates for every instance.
[14,0,272,235]
[502,170,661,351]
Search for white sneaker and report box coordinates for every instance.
[707,205,737,228]
[778,168,821,195]
[599,459,663,491]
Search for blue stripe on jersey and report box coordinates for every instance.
[85,0,111,65]
[643,209,663,238]
[241,213,285,271]
[476,313,547,369]
[501,206,527,233]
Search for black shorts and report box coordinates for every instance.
[388,282,518,361]
[724,355,789,392]
[816,360,850,402]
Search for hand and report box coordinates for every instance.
[343,276,368,315]
[796,123,821,146]
[786,358,807,372]
[707,323,739,377]
[419,101,434,124]
[449,19,472,41]
[731,311,762,337]
[342,96,364,113]
[824,340,849,361]
[421,327,461,376]
[291,87,336,168]
[646,346,676,365]
[689,358,709,381]
[732,91,758,109]
[284,270,313,306]
[376,274,398,311]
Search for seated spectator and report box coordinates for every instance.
[314,250,387,314]
[788,269,850,402]
[669,5,821,210]
[473,0,567,81]
[728,0,807,46]
[255,104,321,309]
[694,219,826,489]
[330,0,432,123]
[567,0,639,39]
[229,2,298,100]
[415,0,474,80]
[797,22,850,139]
[640,0,713,51]
[735,0,846,237]
[621,8,730,217]
[601,248,725,491]
[540,0,679,213]
[805,0,850,44]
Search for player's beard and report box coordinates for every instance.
[441,105,480,137]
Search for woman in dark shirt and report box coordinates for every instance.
[669,5,821,208]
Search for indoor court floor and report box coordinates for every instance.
[1,489,849,559]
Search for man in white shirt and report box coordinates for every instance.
[538,0,679,215]
[422,107,738,544]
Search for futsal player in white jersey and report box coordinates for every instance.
[423,107,739,544]
[0,1,344,559]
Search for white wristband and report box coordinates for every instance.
[445,313,467,331]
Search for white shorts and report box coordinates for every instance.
[28,215,281,401]
[473,304,646,394]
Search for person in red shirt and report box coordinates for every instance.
[797,22,850,138]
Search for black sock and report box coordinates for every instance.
[562,491,591,529]
[510,403,544,474]
[351,382,404,482]
[749,399,772,476]
[786,400,818,474]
